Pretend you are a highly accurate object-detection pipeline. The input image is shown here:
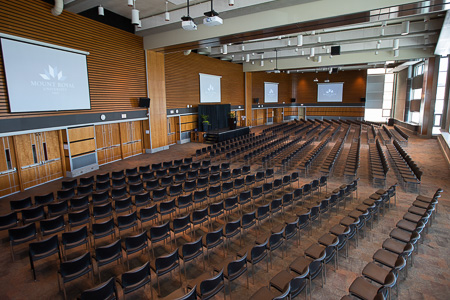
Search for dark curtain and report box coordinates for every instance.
[198,104,231,130]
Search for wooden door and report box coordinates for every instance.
[15,131,63,190]
[274,108,283,123]
[167,117,177,145]
[0,137,20,197]
[120,121,143,159]
[95,124,122,166]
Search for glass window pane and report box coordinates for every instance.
[365,108,383,122]
[382,109,391,117]
[383,100,392,109]
[411,112,420,124]
[438,72,448,87]
[384,93,393,101]
[436,86,446,100]
[432,126,441,135]
[439,57,448,72]
[385,74,394,83]
[413,89,422,100]
[434,114,441,126]
[5,149,12,170]
[435,100,444,114]
[32,144,38,164]
[367,68,386,75]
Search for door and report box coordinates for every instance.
[95,123,122,166]
[120,121,143,159]
[0,137,20,197]
[15,131,63,190]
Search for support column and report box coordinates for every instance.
[419,57,439,137]
[245,72,252,127]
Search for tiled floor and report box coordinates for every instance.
[0,125,449,300]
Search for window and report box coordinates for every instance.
[414,63,424,76]
[364,69,394,122]
[32,144,38,164]
[5,149,12,170]
[42,142,48,161]
[433,56,448,135]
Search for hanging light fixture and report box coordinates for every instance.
[181,0,197,30]
[203,0,223,26]
[393,39,399,50]
[131,0,139,25]
[317,56,322,63]
[297,34,303,46]
[401,20,410,35]
[128,0,134,7]
[260,54,264,67]
[98,5,104,16]
[274,49,280,73]
[228,0,234,6]
[165,1,170,21]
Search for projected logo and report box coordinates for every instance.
[325,89,336,97]
[207,84,214,92]
[40,65,66,81]
[268,89,275,95]
[31,65,75,95]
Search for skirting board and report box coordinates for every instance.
[67,164,99,177]
[437,134,450,168]
[177,139,191,144]
[146,146,169,154]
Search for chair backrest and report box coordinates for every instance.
[60,252,92,279]
[155,249,179,272]
[35,192,55,206]
[175,285,197,300]
[181,237,202,258]
[149,221,170,239]
[92,218,114,236]
[120,261,151,293]
[124,231,148,251]
[9,223,37,243]
[191,208,208,222]
[80,277,118,300]
[29,234,59,256]
[205,227,223,245]
[225,219,241,235]
[22,206,45,223]
[10,197,33,211]
[274,284,291,300]
[40,215,65,235]
[95,239,122,261]
[227,253,247,279]
[173,214,191,231]
[62,226,88,246]
[117,211,137,227]
[199,269,224,298]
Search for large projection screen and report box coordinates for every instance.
[199,73,221,103]
[264,82,279,103]
[317,83,344,102]
[1,38,91,113]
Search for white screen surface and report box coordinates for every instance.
[317,83,344,102]
[1,38,91,113]
[199,73,221,103]
[264,82,279,103]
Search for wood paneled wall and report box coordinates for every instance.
[165,52,245,109]
[306,107,365,117]
[0,0,147,119]
[252,72,293,104]
[294,70,367,103]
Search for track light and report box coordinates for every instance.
[131,8,140,25]
[393,39,399,50]
[128,0,134,7]
[394,50,399,57]
[317,36,322,43]
[137,20,142,28]
[376,43,381,49]
[310,48,315,57]
[246,54,250,62]
[401,21,410,35]
[98,5,104,16]
[165,1,170,21]
[380,28,385,36]
[313,78,319,82]
[241,45,245,51]
[222,44,227,55]
[317,56,322,63]
[228,0,234,6]
[260,60,264,67]
[297,34,303,46]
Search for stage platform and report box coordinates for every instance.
[205,126,250,143]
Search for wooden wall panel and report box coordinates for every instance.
[245,73,252,126]
[167,117,178,144]
[0,0,147,119]
[67,127,95,142]
[0,136,20,197]
[120,121,143,159]
[165,52,245,109]
[180,115,198,131]
[294,70,367,103]
[95,123,122,166]
[306,107,365,117]
[252,72,292,104]
[147,51,168,149]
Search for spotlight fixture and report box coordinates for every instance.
[98,5,104,16]
[181,0,197,30]
[241,45,245,51]
[273,49,280,73]
[203,0,223,26]
[128,0,133,7]
[310,48,315,57]
[245,54,250,62]
[393,39,399,50]
[131,8,140,25]
[165,1,170,21]
[260,60,264,67]
[228,0,234,6]
[297,34,303,46]
[324,78,330,82]
[222,44,227,54]
[375,51,379,55]
[380,28,385,36]
[376,43,381,49]
[401,20,410,35]
[317,56,322,63]
[313,78,319,82]
[137,20,142,28]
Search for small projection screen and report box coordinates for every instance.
[199,73,221,103]
[317,82,344,102]
[264,82,279,103]
[1,38,91,113]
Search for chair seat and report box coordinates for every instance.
[407,206,427,216]
[373,249,404,269]
[289,256,310,276]
[318,233,338,247]
[305,243,326,260]
[412,200,431,209]
[389,228,416,243]
[396,220,417,232]
[416,195,434,203]
[403,212,423,223]
[269,270,294,292]
[249,286,281,300]
[382,239,413,255]
[362,262,390,285]
[340,216,356,227]
[348,210,364,220]
[330,224,348,236]
[349,277,383,300]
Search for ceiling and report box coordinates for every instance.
[58,0,450,73]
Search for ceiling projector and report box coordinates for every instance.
[181,16,197,30]
[203,15,223,26]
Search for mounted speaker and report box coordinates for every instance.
[138,97,150,108]
[332,68,339,74]
[331,46,341,55]
[291,98,296,103]
[360,97,366,103]
[253,98,259,104]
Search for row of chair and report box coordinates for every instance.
[369,139,390,187]
[195,132,258,159]
[367,125,376,144]
[344,138,361,180]
[319,127,348,175]
[279,138,315,174]
[261,135,304,170]
[298,135,332,176]
[342,188,442,300]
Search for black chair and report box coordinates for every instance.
[187,269,225,300]
[152,187,167,203]
[241,211,257,239]
[232,168,242,180]
[79,277,118,300]
[151,249,182,296]
[158,199,176,221]
[22,205,45,224]
[115,211,138,238]
[96,173,110,183]
[138,165,151,174]
[152,163,163,171]
[179,237,205,278]
[177,193,193,214]
[29,234,61,280]
[114,197,133,215]
[208,184,221,204]
[223,219,242,254]
[92,191,110,206]
[138,204,158,230]
[117,261,152,299]
[40,215,66,237]
[263,182,273,201]
[129,182,145,196]
[93,203,113,222]
[111,186,128,200]
[77,184,94,197]
[46,200,68,218]
[0,211,19,232]
[148,221,171,257]
[171,214,192,247]
[197,177,209,190]
[238,191,251,213]
[202,227,225,263]
[61,179,78,191]
[265,227,286,268]
[160,175,174,189]
[62,226,90,260]
[184,180,197,194]
[174,285,197,300]
[169,183,184,199]
[242,165,251,176]
[126,167,138,177]
[234,178,245,195]
[93,239,123,281]
[213,254,249,298]
[91,218,116,247]
[143,171,157,182]
[68,208,91,230]
[112,170,125,180]
[163,161,173,169]
[57,188,75,202]
[122,231,150,270]
[35,192,55,206]
[250,284,291,300]
[224,196,238,221]
[191,207,209,235]
[256,204,271,230]
[58,252,94,300]
[10,197,33,211]
[193,189,208,209]
[134,192,151,208]
[80,176,95,187]
[95,181,111,194]
[236,238,269,284]
[145,178,159,193]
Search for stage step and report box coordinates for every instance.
[204,134,218,144]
